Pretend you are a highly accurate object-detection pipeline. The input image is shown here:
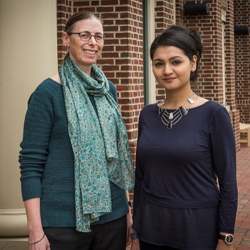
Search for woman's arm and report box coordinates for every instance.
[24,198,43,234]
[20,85,54,201]
[210,106,238,249]
[19,83,54,249]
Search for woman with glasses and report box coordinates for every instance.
[19,11,134,250]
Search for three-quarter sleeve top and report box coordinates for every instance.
[133,101,237,248]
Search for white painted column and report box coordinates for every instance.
[144,0,156,104]
[0,0,57,240]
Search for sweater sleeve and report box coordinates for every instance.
[210,106,238,233]
[19,85,54,201]
[133,111,144,224]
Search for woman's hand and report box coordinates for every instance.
[216,240,234,250]
[126,207,140,250]
[126,208,133,246]
[128,239,140,250]
[28,230,50,250]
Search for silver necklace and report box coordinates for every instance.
[159,94,195,128]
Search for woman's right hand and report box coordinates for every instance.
[127,239,140,250]
[28,230,50,250]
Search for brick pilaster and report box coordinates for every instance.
[224,0,240,151]
[57,0,74,65]
[234,0,250,123]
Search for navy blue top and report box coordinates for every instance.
[133,101,237,248]
[19,78,128,228]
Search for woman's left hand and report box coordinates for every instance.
[126,209,133,246]
[216,240,234,250]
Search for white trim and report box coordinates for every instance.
[145,0,156,104]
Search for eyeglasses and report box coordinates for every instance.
[68,31,104,43]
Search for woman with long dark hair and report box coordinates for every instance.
[133,25,237,250]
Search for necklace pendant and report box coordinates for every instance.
[169,121,172,128]
[169,112,174,120]
[187,97,194,104]
[181,107,189,116]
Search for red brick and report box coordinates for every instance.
[97,6,114,12]
[56,0,243,170]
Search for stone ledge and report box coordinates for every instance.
[0,209,27,237]
[0,239,28,250]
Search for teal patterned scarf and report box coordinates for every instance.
[59,55,134,232]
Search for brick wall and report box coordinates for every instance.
[175,0,184,25]
[234,0,250,123]
[224,0,240,150]
[56,0,144,158]
[181,0,224,102]
[56,0,241,151]
[176,0,223,101]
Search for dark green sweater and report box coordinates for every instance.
[19,78,128,227]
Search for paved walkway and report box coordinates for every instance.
[235,146,250,250]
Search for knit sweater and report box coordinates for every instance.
[19,78,128,227]
[133,101,237,248]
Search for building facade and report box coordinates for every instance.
[56,0,249,155]
[0,0,249,248]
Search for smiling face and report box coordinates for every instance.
[63,17,104,74]
[152,46,197,92]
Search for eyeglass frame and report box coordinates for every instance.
[67,31,104,43]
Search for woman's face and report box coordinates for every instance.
[64,17,104,72]
[152,46,197,92]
